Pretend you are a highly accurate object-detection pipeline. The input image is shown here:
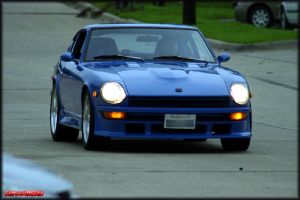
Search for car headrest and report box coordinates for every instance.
[86,37,118,60]
[154,38,177,57]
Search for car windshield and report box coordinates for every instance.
[84,28,216,62]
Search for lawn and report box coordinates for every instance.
[93,1,297,44]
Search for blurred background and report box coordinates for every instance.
[90,0,298,44]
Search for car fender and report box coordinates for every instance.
[281,1,298,24]
[80,80,100,114]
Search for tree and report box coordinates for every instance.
[153,0,165,6]
[116,0,134,9]
[182,0,196,25]
[116,0,127,9]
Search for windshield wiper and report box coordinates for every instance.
[153,56,208,64]
[94,54,144,61]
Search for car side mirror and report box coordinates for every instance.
[217,52,230,63]
[60,52,73,62]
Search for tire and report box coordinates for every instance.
[249,5,272,27]
[81,90,110,150]
[221,138,250,151]
[50,86,79,142]
[281,9,291,29]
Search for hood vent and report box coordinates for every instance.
[126,62,140,68]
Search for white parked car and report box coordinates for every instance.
[234,0,299,29]
[280,1,299,29]
[2,153,76,199]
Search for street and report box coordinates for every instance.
[2,2,298,198]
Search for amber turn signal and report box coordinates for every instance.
[92,91,97,97]
[103,112,126,119]
[229,112,246,121]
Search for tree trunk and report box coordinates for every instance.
[153,0,165,6]
[116,0,129,9]
[182,0,196,25]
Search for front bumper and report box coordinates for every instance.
[93,106,252,139]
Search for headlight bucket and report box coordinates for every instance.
[230,83,250,105]
[100,82,126,104]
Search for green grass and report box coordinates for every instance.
[93,1,297,44]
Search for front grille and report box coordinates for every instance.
[126,113,229,121]
[128,96,229,108]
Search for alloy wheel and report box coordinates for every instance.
[252,9,270,27]
[82,96,91,143]
[50,90,58,134]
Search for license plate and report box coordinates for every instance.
[164,114,196,129]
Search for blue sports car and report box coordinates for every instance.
[50,24,252,151]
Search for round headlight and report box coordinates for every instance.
[230,83,249,105]
[101,82,126,104]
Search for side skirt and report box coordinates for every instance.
[59,110,82,129]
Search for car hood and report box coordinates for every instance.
[90,61,240,96]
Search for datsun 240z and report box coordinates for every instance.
[50,24,252,151]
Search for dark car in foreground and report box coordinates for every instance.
[50,24,252,151]
[234,0,299,28]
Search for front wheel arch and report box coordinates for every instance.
[280,6,291,29]
[52,78,64,112]
[81,88,110,150]
[50,83,79,141]
[81,85,90,108]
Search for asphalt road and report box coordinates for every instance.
[2,2,298,198]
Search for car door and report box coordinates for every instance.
[59,30,87,118]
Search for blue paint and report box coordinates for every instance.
[52,24,252,140]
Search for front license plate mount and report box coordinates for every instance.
[164,114,196,129]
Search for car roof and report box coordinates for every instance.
[83,23,198,30]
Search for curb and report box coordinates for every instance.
[67,1,298,51]
[206,38,298,51]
